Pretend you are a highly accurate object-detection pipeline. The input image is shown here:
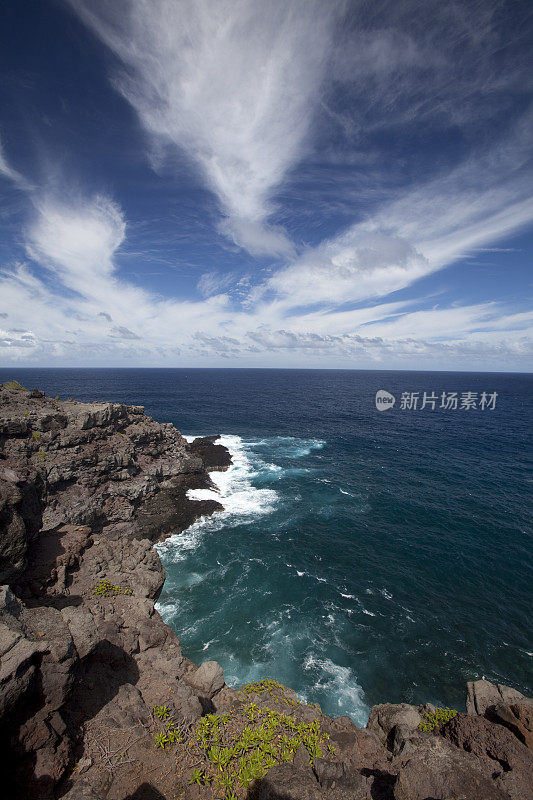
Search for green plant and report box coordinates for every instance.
[149,682,329,800]
[418,706,457,732]
[31,430,40,441]
[152,705,170,720]
[3,380,27,391]
[91,578,133,598]
[186,700,330,799]
[188,768,211,785]
[154,732,169,749]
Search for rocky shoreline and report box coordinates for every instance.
[0,382,531,800]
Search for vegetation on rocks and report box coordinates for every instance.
[152,705,170,720]
[152,683,335,800]
[91,578,133,597]
[418,706,457,732]
[3,379,27,391]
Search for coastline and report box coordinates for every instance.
[1,382,531,800]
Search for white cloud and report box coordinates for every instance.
[0,174,529,369]
[68,0,343,256]
[27,195,125,285]
[1,3,532,371]
[0,138,31,191]
[267,232,429,308]
[265,112,533,311]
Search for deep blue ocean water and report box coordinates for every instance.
[1,368,531,723]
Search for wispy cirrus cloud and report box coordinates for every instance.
[0,137,531,370]
[67,0,343,257]
[265,111,533,311]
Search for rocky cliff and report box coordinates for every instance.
[0,382,531,800]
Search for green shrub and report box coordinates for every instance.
[418,706,457,732]
[91,578,133,598]
[188,768,211,785]
[193,702,329,798]
[31,430,40,441]
[3,380,27,391]
[150,682,332,799]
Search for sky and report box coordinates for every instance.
[0,0,532,370]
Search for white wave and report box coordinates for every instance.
[380,588,393,600]
[187,435,278,516]
[303,654,368,725]
[341,593,356,599]
[362,609,376,617]
[154,597,178,620]
[157,434,279,564]
[156,523,207,563]
[254,435,325,458]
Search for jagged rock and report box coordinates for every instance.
[258,763,324,799]
[293,743,312,768]
[313,757,347,787]
[489,701,533,749]
[393,736,512,800]
[189,435,233,471]
[366,703,421,750]
[466,679,525,716]
[260,762,374,799]
[186,659,225,698]
[0,473,43,583]
[442,712,533,800]
[0,383,232,799]
[325,715,388,771]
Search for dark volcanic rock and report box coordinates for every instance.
[367,703,421,751]
[489,701,533,750]
[0,383,232,799]
[189,435,233,471]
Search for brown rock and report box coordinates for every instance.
[393,736,512,800]
[367,703,421,750]
[442,712,533,800]
[490,701,533,750]
[466,679,525,716]
[186,659,225,698]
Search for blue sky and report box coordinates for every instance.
[0,0,532,370]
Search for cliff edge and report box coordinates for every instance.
[0,382,531,800]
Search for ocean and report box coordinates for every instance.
[1,368,531,724]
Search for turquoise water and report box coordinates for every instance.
[2,368,531,723]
